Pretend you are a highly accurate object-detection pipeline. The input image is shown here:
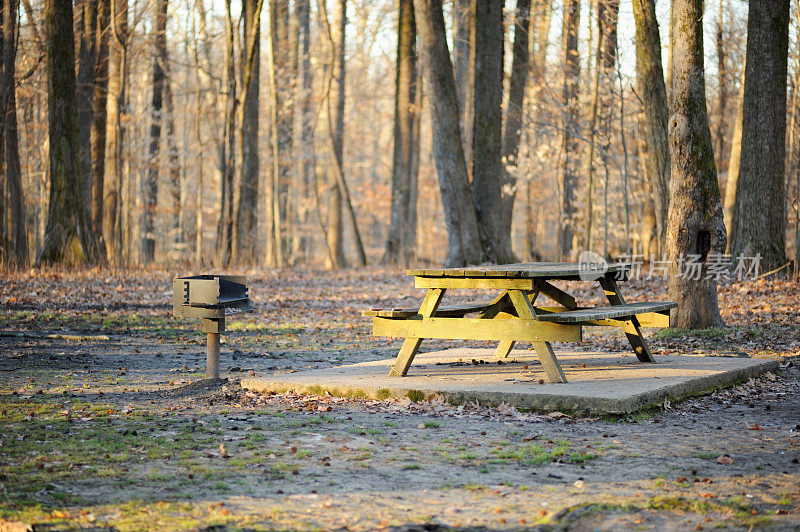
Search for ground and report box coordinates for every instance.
[0,268,798,531]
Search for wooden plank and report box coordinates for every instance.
[494,340,515,359]
[388,288,445,377]
[506,289,568,383]
[535,302,678,323]
[415,276,535,290]
[537,281,578,309]
[373,316,581,343]
[599,274,655,363]
[363,300,498,318]
[408,262,632,279]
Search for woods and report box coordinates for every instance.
[0,0,799,320]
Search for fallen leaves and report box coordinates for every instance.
[716,455,734,465]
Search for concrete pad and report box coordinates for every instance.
[241,349,779,415]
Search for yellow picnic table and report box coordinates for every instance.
[362,262,677,383]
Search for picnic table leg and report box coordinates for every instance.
[494,340,515,359]
[508,289,567,383]
[389,288,445,377]
[599,274,655,363]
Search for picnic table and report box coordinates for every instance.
[362,262,677,383]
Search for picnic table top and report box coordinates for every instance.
[406,262,629,279]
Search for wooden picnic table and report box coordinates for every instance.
[362,262,677,383]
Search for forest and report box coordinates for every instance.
[0,0,796,276]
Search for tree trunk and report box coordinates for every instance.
[557,0,580,260]
[2,0,28,268]
[91,0,109,241]
[76,0,101,259]
[722,66,744,241]
[323,0,347,269]
[217,0,236,266]
[384,0,419,265]
[666,0,726,328]
[451,0,471,168]
[142,0,167,264]
[233,0,261,265]
[525,0,552,260]
[728,0,790,271]
[37,0,93,265]
[498,0,530,247]
[584,0,618,252]
[471,0,511,263]
[102,0,127,266]
[714,0,727,170]
[632,0,670,256]
[413,0,484,267]
[293,0,312,262]
[163,62,181,258]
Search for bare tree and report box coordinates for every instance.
[499,0,530,250]
[142,0,169,264]
[632,0,670,256]
[472,0,511,263]
[557,0,580,259]
[90,0,109,242]
[233,0,261,265]
[216,0,236,266]
[1,0,27,267]
[292,0,313,262]
[102,0,128,266]
[413,0,484,266]
[452,0,471,168]
[666,0,726,328]
[384,0,419,265]
[37,0,94,265]
[728,0,790,271]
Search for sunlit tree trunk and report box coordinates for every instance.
[293,0,312,262]
[499,0,530,249]
[666,0,726,328]
[234,0,261,265]
[217,0,236,267]
[385,0,419,265]
[728,0,790,271]
[413,0,484,266]
[632,0,670,256]
[452,0,471,169]
[102,0,127,266]
[722,66,744,242]
[142,0,168,264]
[91,0,109,242]
[713,0,727,170]
[557,0,580,259]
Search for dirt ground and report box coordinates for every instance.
[0,267,799,531]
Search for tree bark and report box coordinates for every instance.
[498,0,530,248]
[91,0,109,241]
[101,0,127,266]
[413,0,484,267]
[233,0,261,265]
[451,0,471,169]
[632,0,670,257]
[384,0,419,265]
[217,0,236,266]
[728,0,790,271]
[471,0,511,263]
[142,0,167,264]
[76,0,101,260]
[714,0,727,170]
[1,0,28,268]
[292,0,312,262]
[37,0,93,265]
[722,66,744,242]
[323,0,350,268]
[666,0,726,328]
[557,0,580,260]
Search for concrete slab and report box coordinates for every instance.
[241,349,779,415]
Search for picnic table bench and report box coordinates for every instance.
[362,262,677,383]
